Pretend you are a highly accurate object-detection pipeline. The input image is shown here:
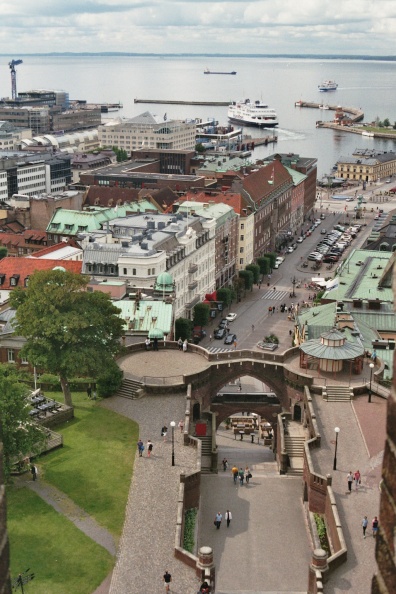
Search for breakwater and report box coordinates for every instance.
[134,98,230,106]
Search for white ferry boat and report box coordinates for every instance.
[228,99,279,128]
[318,80,338,92]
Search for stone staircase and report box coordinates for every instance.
[322,385,353,402]
[284,435,305,476]
[114,377,144,400]
[196,435,213,473]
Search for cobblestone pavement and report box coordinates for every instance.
[309,394,386,594]
[118,350,210,379]
[102,394,202,594]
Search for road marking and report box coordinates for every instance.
[207,346,233,353]
[261,290,289,301]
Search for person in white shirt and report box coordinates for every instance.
[225,509,232,528]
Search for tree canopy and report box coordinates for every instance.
[0,365,45,479]
[10,270,125,407]
[193,302,210,328]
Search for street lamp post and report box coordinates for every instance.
[290,276,297,298]
[333,427,340,471]
[170,421,176,466]
[368,362,375,403]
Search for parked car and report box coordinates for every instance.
[320,229,327,234]
[226,313,237,322]
[297,237,304,243]
[286,246,294,253]
[214,327,226,339]
[192,327,207,343]
[218,319,228,329]
[224,333,237,345]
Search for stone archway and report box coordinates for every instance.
[294,403,302,422]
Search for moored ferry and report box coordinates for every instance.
[228,99,279,127]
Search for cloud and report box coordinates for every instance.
[0,0,395,55]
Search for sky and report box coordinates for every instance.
[0,0,395,56]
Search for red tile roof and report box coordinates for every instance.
[242,160,292,205]
[0,257,82,289]
[32,239,81,258]
[181,191,248,215]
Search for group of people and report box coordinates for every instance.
[231,465,252,486]
[163,572,211,593]
[362,515,379,538]
[214,509,232,529]
[137,438,153,457]
[347,469,361,492]
[177,338,188,352]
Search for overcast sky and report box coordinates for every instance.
[0,0,395,56]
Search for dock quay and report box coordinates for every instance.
[295,101,364,123]
[73,101,123,113]
[134,98,229,106]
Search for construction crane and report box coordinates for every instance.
[9,59,23,100]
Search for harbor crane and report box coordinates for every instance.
[9,59,23,100]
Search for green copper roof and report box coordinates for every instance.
[114,299,172,335]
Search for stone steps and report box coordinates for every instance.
[322,385,353,402]
[114,378,144,400]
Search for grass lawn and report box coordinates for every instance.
[358,125,396,135]
[38,391,139,537]
[7,487,114,594]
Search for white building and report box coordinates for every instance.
[82,213,216,319]
[98,112,196,153]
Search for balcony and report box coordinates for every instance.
[188,280,198,291]
[188,263,198,274]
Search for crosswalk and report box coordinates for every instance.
[261,289,289,301]
[207,346,233,353]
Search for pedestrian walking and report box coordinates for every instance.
[222,458,228,472]
[372,516,379,537]
[145,337,151,350]
[214,512,222,529]
[231,465,238,484]
[354,469,361,491]
[347,471,353,493]
[183,339,188,352]
[245,466,251,484]
[238,467,245,485]
[362,515,368,538]
[163,570,172,592]
[251,324,255,332]
[161,425,168,441]
[233,340,237,350]
[86,385,92,399]
[209,334,212,341]
[30,463,37,481]
[178,419,184,433]
[147,440,153,457]
[177,337,183,350]
[153,337,159,351]
[93,389,97,400]
[137,439,144,457]
[225,509,232,528]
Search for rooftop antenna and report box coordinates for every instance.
[9,59,23,100]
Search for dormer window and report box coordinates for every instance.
[24,276,30,287]
[10,274,20,287]
[0,274,5,286]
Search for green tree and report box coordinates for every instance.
[0,366,46,479]
[112,146,129,162]
[257,257,269,275]
[193,303,210,328]
[175,318,192,341]
[383,118,390,127]
[10,270,124,408]
[266,253,277,268]
[246,264,260,284]
[195,143,206,153]
[233,277,245,302]
[216,287,233,309]
[0,246,7,260]
[239,270,254,291]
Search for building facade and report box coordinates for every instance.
[98,112,196,153]
[337,149,396,183]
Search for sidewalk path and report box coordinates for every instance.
[102,394,201,594]
[309,393,386,594]
[17,474,117,556]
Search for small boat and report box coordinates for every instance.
[362,131,374,137]
[318,80,338,92]
[204,68,237,75]
[295,100,303,107]
[319,104,330,110]
[228,99,278,128]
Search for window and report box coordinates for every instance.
[133,268,136,275]
[21,355,28,365]
[7,349,15,363]
[239,258,244,265]
[123,268,127,275]
[240,235,244,241]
